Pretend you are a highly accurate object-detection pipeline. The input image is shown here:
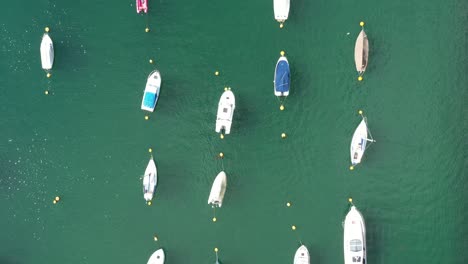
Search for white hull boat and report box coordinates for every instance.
[273,0,290,23]
[215,90,235,135]
[350,116,374,166]
[40,33,54,70]
[354,29,369,75]
[294,245,310,264]
[274,56,290,97]
[208,171,227,208]
[343,206,366,264]
[143,157,157,202]
[147,248,165,264]
[141,70,162,112]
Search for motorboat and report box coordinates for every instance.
[141,70,161,112]
[274,55,290,96]
[147,248,165,264]
[294,245,310,264]
[143,157,157,203]
[350,115,375,167]
[40,33,54,70]
[136,0,148,13]
[273,0,290,24]
[343,206,366,264]
[354,29,369,75]
[208,171,227,207]
[215,89,235,135]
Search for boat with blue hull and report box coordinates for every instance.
[274,56,290,97]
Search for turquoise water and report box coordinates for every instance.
[0,0,466,263]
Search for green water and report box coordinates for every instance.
[0,0,466,263]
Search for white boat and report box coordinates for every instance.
[147,248,165,264]
[343,206,366,264]
[215,90,235,135]
[40,33,54,70]
[350,116,375,166]
[294,245,310,264]
[208,171,227,207]
[273,0,290,23]
[141,70,162,112]
[354,29,369,75]
[143,157,157,202]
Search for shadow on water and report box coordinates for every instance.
[0,257,22,264]
[366,32,390,76]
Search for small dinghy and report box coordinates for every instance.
[208,171,227,208]
[141,70,161,112]
[294,245,310,264]
[343,206,366,264]
[40,33,54,70]
[274,55,290,97]
[354,28,369,75]
[273,0,290,25]
[215,89,235,135]
[350,114,375,168]
[136,0,148,13]
[147,248,165,264]
[143,157,157,203]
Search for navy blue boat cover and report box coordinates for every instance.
[275,60,290,93]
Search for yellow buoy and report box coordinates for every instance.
[358,110,363,115]
[145,27,150,33]
[280,105,285,111]
[44,90,49,95]
[280,50,285,56]
[358,76,363,81]
[286,202,291,207]
[45,27,50,33]
[149,148,153,153]
[215,71,219,76]
[153,235,158,241]
[291,225,296,230]
[224,87,228,91]
[214,247,218,252]
[280,23,284,28]
[281,133,287,139]
[149,59,153,64]
[348,198,353,203]
[219,152,224,158]
[212,217,217,222]
[145,115,149,120]
[147,201,152,206]
[55,196,60,201]
[349,166,354,170]
[220,134,224,139]
[46,73,51,78]
[360,21,365,27]
[53,200,57,204]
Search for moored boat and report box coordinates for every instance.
[147,248,165,264]
[208,171,227,207]
[343,206,366,264]
[136,0,148,13]
[273,0,290,25]
[354,28,369,75]
[141,70,161,112]
[274,55,290,97]
[294,245,310,264]
[350,114,375,168]
[40,33,54,70]
[143,157,157,204]
[215,89,235,135]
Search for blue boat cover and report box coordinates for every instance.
[143,92,158,108]
[275,60,290,93]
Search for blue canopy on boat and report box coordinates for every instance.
[143,92,158,109]
[275,60,290,93]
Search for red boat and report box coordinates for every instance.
[136,0,148,13]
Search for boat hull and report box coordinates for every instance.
[208,171,227,207]
[354,29,369,74]
[147,248,165,264]
[141,70,161,112]
[215,90,235,134]
[40,34,54,70]
[273,0,290,22]
[136,0,148,13]
[294,245,310,264]
[350,118,368,165]
[143,158,157,201]
[274,56,290,97]
[343,206,366,264]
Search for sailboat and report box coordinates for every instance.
[143,157,157,203]
[215,89,235,135]
[350,114,375,168]
[294,245,310,264]
[141,70,161,112]
[354,28,369,75]
[136,0,148,13]
[40,33,54,70]
[273,0,290,25]
[343,206,366,264]
[274,55,290,96]
[208,171,227,207]
[147,248,165,264]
